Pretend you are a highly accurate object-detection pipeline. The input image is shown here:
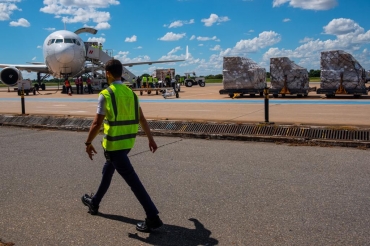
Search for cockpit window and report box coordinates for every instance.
[55,39,63,43]
[76,40,81,45]
[47,39,55,45]
[64,38,73,43]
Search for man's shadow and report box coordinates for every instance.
[98,213,218,246]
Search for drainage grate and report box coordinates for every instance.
[143,121,370,142]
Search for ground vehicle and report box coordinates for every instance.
[17,79,35,96]
[83,78,108,93]
[184,72,205,87]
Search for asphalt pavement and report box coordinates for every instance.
[1,127,369,245]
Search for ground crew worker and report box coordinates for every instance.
[81,59,163,233]
[153,76,158,88]
[132,77,136,88]
[148,75,153,88]
[65,79,72,95]
[180,76,184,85]
[136,76,141,89]
[75,77,80,94]
[79,77,84,94]
[165,74,171,87]
[87,77,93,94]
[142,76,148,88]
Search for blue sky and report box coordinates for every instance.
[0,0,370,79]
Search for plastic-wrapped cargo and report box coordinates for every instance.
[320,50,366,90]
[270,57,309,90]
[222,57,266,90]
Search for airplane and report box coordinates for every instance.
[0,27,188,90]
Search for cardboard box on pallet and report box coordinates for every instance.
[320,50,367,90]
[222,57,266,90]
[270,57,309,90]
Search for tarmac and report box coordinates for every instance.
[0,83,370,127]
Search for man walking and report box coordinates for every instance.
[81,59,163,233]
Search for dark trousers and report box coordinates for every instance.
[88,84,93,94]
[92,149,159,218]
[80,84,83,94]
[76,85,79,94]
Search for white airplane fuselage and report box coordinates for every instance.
[43,30,86,78]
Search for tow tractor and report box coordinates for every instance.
[184,72,206,87]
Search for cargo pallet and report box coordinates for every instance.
[219,89,264,98]
[316,74,368,98]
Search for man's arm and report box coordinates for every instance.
[139,107,158,153]
[85,113,105,160]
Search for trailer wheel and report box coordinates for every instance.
[304,93,308,97]
[229,93,234,98]
[156,90,158,95]
[260,92,263,97]
[148,90,152,94]
[326,93,334,98]
[41,83,46,90]
[281,94,286,98]
[354,94,361,98]
[273,94,279,98]
[297,94,303,98]
[250,94,255,97]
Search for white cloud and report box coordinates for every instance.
[167,19,194,28]
[95,22,110,30]
[158,46,188,61]
[87,37,106,44]
[134,46,142,49]
[283,18,291,22]
[44,27,56,31]
[323,18,362,36]
[196,36,219,41]
[32,57,36,61]
[10,18,30,27]
[299,37,314,43]
[114,51,151,64]
[190,35,196,40]
[0,1,21,21]
[262,18,370,69]
[125,35,137,43]
[37,45,42,49]
[210,45,221,51]
[221,31,281,56]
[40,0,119,27]
[273,0,337,10]
[201,14,230,27]
[158,32,186,41]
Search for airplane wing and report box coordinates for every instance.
[122,59,185,67]
[0,64,49,74]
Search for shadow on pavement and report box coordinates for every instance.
[99,213,218,246]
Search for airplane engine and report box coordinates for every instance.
[0,67,23,86]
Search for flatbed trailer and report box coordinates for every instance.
[269,87,317,98]
[219,88,264,98]
[131,87,179,97]
[316,87,368,98]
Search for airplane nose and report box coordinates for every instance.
[55,45,75,63]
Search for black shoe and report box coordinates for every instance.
[136,216,163,232]
[81,193,99,215]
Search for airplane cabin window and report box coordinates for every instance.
[55,39,63,43]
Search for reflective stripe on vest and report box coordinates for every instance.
[101,85,139,151]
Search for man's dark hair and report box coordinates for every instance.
[105,59,123,78]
